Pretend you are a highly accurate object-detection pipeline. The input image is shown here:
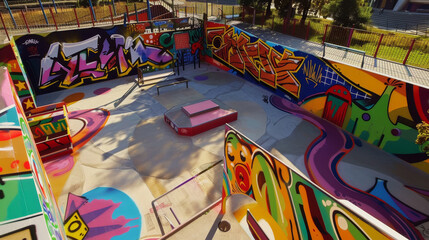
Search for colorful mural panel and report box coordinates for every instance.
[64,187,141,240]
[13,25,204,95]
[0,43,36,112]
[0,67,66,239]
[222,125,414,239]
[205,22,428,168]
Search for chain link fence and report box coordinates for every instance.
[240,8,429,69]
[0,0,428,69]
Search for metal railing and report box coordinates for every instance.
[1,1,427,69]
[240,9,429,69]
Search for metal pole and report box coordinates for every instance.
[292,19,296,36]
[88,0,97,22]
[89,7,95,26]
[0,13,10,41]
[305,20,310,40]
[125,5,130,23]
[20,10,30,33]
[38,0,49,25]
[73,8,80,28]
[347,28,354,47]
[146,0,152,20]
[134,3,139,23]
[3,0,17,28]
[403,39,415,65]
[172,0,175,18]
[271,14,274,30]
[49,8,58,30]
[109,5,114,25]
[112,0,117,16]
[322,24,328,44]
[52,0,57,13]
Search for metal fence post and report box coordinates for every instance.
[292,19,296,36]
[283,18,288,34]
[134,3,139,23]
[89,7,95,26]
[172,0,175,18]
[403,39,415,65]
[322,24,328,44]
[38,0,49,25]
[373,34,383,58]
[73,8,80,28]
[271,15,274,30]
[52,0,57,13]
[49,7,58,30]
[109,5,114,25]
[88,0,97,22]
[3,0,17,28]
[0,13,10,41]
[112,0,117,16]
[347,28,354,47]
[146,0,152,20]
[20,9,30,33]
[305,20,310,40]
[125,5,130,23]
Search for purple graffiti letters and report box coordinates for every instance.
[39,34,173,89]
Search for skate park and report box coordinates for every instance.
[0,10,429,240]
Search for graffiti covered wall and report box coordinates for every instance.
[0,67,66,239]
[13,24,204,95]
[205,21,429,170]
[0,44,36,112]
[222,125,415,239]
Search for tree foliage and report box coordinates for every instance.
[274,0,294,19]
[322,0,371,27]
[241,0,273,17]
[416,121,429,156]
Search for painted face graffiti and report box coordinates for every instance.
[223,128,403,239]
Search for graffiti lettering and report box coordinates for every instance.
[207,26,304,97]
[40,34,174,89]
[303,59,323,87]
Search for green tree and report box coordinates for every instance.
[311,0,327,16]
[240,0,273,17]
[274,0,294,19]
[296,0,312,24]
[322,0,371,27]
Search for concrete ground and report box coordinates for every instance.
[37,61,429,239]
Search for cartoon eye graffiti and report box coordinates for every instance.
[240,145,249,162]
[234,164,251,193]
[227,143,235,162]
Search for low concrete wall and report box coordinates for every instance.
[204,21,429,170]
[0,67,66,239]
